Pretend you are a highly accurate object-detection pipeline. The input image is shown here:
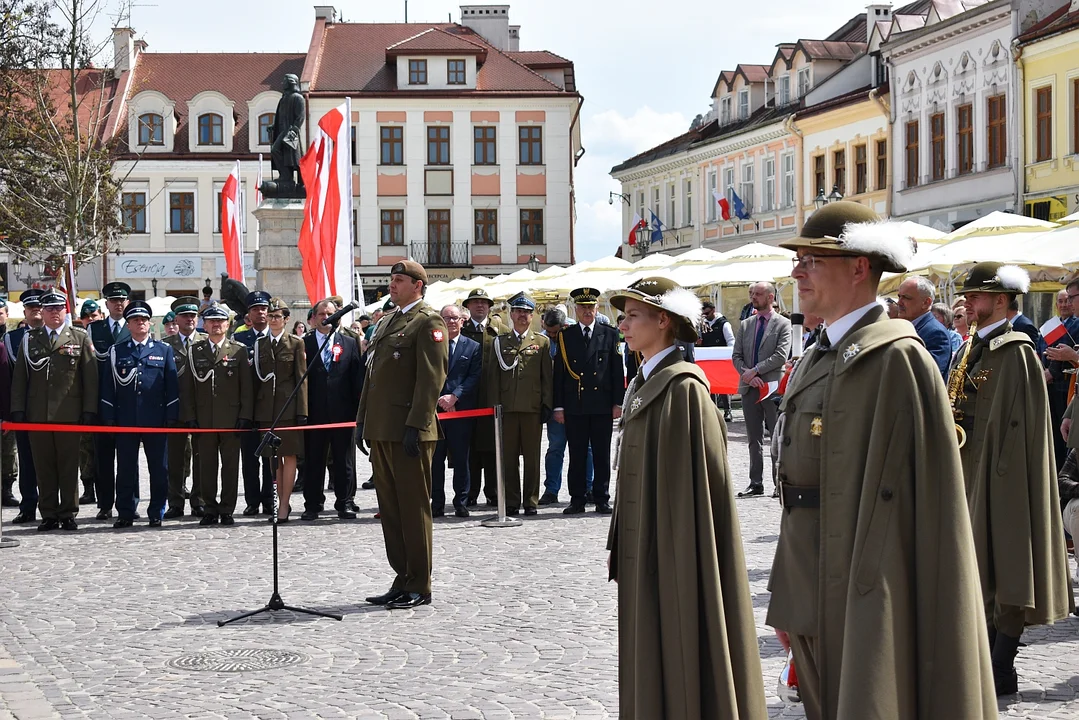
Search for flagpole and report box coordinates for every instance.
[345,97,355,307]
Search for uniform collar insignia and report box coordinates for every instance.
[630,396,642,411]
[989,336,1007,351]
[842,343,861,362]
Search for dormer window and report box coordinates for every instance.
[409,59,428,85]
[448,59,466,85]
[138,113,163,146]
[797,68,811,97]
[258,113,275,145]
[778,76,790,106]
[720,96,732,124]
[738,89,749,120]
[198,113,224,146]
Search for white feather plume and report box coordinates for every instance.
[658,287,702,328]
[838,220,916,271]
[995,264,1030,293]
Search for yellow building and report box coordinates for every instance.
[1017,6,1079,221]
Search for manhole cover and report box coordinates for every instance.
[167,649,308,672]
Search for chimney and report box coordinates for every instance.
[508,25,520,51]
[866,3,892,41]
[112,26,135,73]
[459,5,511,50]
[314,5,335,21]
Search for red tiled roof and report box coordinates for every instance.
[506,50,572,68]
[311,23,568,95]
[711,70,736,98]
[737,64,771,84]
[36,69,121,144]
[386,27,487,56]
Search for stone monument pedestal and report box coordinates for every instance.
[254,198,309,310]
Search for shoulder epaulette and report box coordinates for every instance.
[989,331,1032,352]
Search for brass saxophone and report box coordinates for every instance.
[947,322,977,448]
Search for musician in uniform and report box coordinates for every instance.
[950,262,1073,695]
[768,202,996,718]
[253,298,307,523]
[99,301,179,528]
[87,281,131,520]
[460,288,501,507]
[8,289,43,525]
[76,300,100,506]
[356,260,447,609]
[10,290,98,531]
[233,290,274,516]
[553,287,622,515]
[180,302,254,526]
[489,292,552,516]
[162,297,206,518]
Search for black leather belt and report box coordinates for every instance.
[778,481,820,510]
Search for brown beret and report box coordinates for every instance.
[390,260,428,285]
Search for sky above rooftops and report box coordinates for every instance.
[93,0,873,261]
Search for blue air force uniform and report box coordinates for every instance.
[99,302,179,525]
[87,281,132,517]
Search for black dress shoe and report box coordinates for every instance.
[191,505,205,517]
[386,592,432,609]
[1,494,18,508]
[199,514,219,526]
[95,509,112,520]
[584,491,594,505]
[37,518,59,532]
[113,518,133,529]
[12,511,36,524]
[563,503,586,515]
[724,411,734,423]
[292,480,305,492]
[538,492,557,505]
[148,518,162,527]
[506,507,519,516]
[431,507,445,518]
[133,511,141,519]
[60,518,78,531]
[454,506,470,518]
[594,503,613,515]
[361,480,376,490]
[365,588,404,605]
[524,507,538,516]
[737,486,764,498]
[242,505,259,517]
[345,500,361,513]
[771,488,780,499]
[163,507,184,520]
[220,514,234,526]
[337,509,356,520]
[301,509,319,521]
[77,490,95,505]
[466,498,477,507]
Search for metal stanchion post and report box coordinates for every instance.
[482,404,520,528]
[0,421,18,548]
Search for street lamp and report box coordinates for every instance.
[608,191,631,206]
[634,224,651,257]
[827,184,844,204]
[151,278,158,297]
[813,187,827,210]
[526,254,539,272]
[10,256,39,287]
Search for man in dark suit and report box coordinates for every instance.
[8,290,42,524]
[554,287,624,515]
[87,281,132,520]
[431,305,481,518]
[1005,299,1039,344]
[232,290,275,516]
[301,298,364,521]
[896,277,952,377]
[1042,289,1079,468]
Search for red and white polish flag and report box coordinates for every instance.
[220,160,244,283]
[1040,316,1069,346]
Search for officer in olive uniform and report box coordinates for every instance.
[233,290,274,516]
[180,302,254,526]
[460,288,502,506]
[100,301,179,528]
[76,299,101,504]
[8,289,43,524]
[162,297,206,517]
[356,260,447,609]
[87,281,132,520]
[10,291,98,531]
[490,292,553,515]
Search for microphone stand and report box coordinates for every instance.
[219,327,343,626]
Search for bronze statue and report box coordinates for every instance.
[261,73,306,198]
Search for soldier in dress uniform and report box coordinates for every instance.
[161,311,178,338]
[0,296,18,509]
[489,292,553,516]
[253,298,307,523]
[553,287,623,515]
[99,301,179,528]
[232,290,274,516]
[951,262,1073,695]
[162,297,206,518]
[460,288,501,506]
[180,302,254,526]
[87,281,131,520]
[8,289,43,525]
[356,260,447,609]
[76,300,101,505]
[10,290,98,531]
[768,202,996,719]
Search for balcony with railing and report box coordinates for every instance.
[409,241,471,267]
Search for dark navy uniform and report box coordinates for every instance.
[7,289,40,523]
[100,303,179,525]
[87,281,132,518]
[233,290,273,514]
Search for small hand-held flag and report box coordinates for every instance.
[1040,316,1071,346]
[221,160,245,284]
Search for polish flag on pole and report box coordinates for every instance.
[712,189,731,221]
[1040,315,1070,346]
[628,213,647,246]
[220,160,245,284]
[694,346,740,394]
[299,99,355,308]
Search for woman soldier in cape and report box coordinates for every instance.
[606,277,766,720]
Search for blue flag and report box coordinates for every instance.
[648,210,665,244]
[731,189,750,220]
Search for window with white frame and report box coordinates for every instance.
[763,156,775,212]
[741,163,754,211]
[708,171,718,221]
[720,96,732,124]
[669,184,676,226]
[738,89,749,120]
[778,75,790,106]
[724,167,735,205]
[797,67,811,97]
[782,152,795,207]
[684,179,693,225]
[653,187,660,213]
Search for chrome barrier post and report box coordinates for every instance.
[0,421,18,548]
[482,404,521,528]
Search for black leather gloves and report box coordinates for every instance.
[80,412,98,426]
[540,407,552,424]
[10,412,25,423]
[235,418,253,431]
[185,419,198,429]
[354,424,368,455]
[403,426,420,458]
[295,415,308,426]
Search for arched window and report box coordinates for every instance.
[137,113,163,146]
[258,112,275,145]
[198,113,224,146]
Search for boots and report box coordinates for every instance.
[0,477,17,507]
[78,480,96,505]
[991,631,1020,696]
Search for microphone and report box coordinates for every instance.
[790,312,805,359]
[322,302,359,327]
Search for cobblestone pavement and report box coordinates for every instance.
[2,413,1079,719]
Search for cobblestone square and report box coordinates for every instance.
[2,415,1078,718]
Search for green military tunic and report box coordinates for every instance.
[10,325,98,521]
[164,330,206,511]
[461,317,502,503]
[253,332,307,457]
[1066,396,1078,451]
[489,328,552,510]
[768,306,995,720]
[358,301,447,595]
[180,337,253,517]
[608,350,766,720]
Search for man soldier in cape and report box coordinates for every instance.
[87,281,131,520]
[951,262,1073,695]
[460,288,502,507]
[162,297,206,518]
[768,201,996,719]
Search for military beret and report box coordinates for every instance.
[19,289,43,307]
[245,290,271,308]
[609,277,701,344]
[101,281,131,300]
[779,201,915,274]
[268,297,290,313]
[390,260,428,285]
[80,299,99,317]
[382,300,397,312]
[960,262,1031,294]
[201,301,230,320]
[171,296,200,315]
[39,290,67,308]
[508,292,536,310]
[163,311,177,324]
[123,301,152,320]
[463,288,494,307]
[570,287,600,306]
